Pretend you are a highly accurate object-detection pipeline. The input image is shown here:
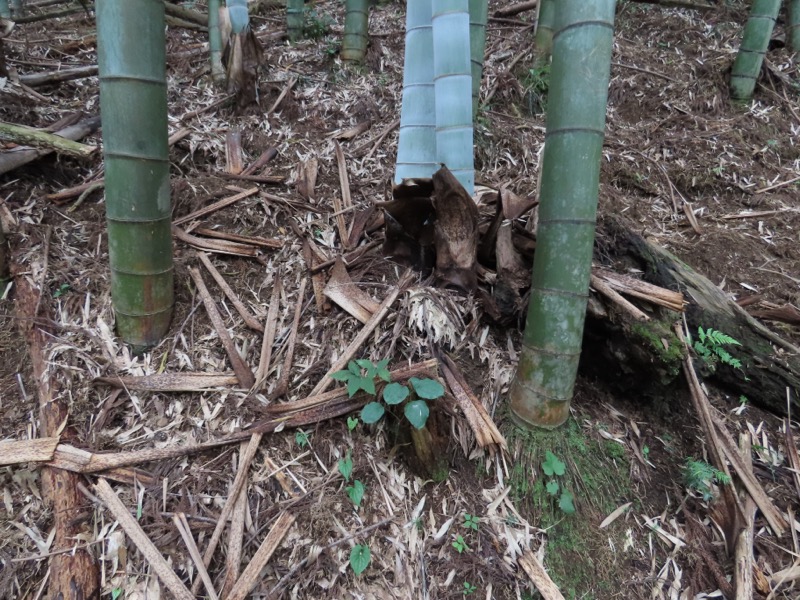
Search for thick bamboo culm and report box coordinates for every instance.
[342,0,369,63]
[729,0,781,101]
[469,0,488,117]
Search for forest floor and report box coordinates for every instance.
[1,1,800,599]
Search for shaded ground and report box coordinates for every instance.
[1,1,800,599]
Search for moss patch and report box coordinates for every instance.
[506,417,633,599]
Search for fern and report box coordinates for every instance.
[683,458,731,501]
[693,327,743,371]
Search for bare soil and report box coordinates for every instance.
[1,1,799,599]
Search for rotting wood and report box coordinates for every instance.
[750,302,800,326]
[518,549,566,600]
[13,233,100,600]
[198,252,265,332]
[0,122,97,158]
[173,513,220,600]
[94,371,239,392]
[194,227,282,249]
[191,433,263,595]
[225,511,295,600]
[271,278,308,400]
[174,225,261,260]
[590,273,650,322]
[309,269,413,396]
[221,442,250,598]
[0,115,100,175]
[255,277,282,391]
[733,434,757,600]
[173,186,259,226]
[242,146,278,176]
[189,267,256,389]
[18,64,98,87]
[225,130,244,175]
[439,353,507,450]
[494,0,538,17]
[596,269,685,312]
[93,478,194,600]
[0,437,59,466]
[334,140,354,250]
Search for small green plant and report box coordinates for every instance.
[542,451,576,514]
[692,327,742,371]
[463,581,477,595]
[739,395,748,405]
[347,416,359,431]
[295,430,309,448]
[349,544,371,575]
[523,63,551,114]
[683,458,731,501]
[462,513,480,531]
[361,377,444,430]
[53,283,71,298]
[111,589,122,600]
[642,445,650,461]
[452,534,470,554]
[338,451,353,482]
[346,479,365,508]
[331,358,391,398]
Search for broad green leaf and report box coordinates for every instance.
[409,377,445,400]
[361,377,376,395]
[346,480,365,507]
[404,400,430,429]
[347,416,359,431]
[338,453,353,482]
[330,370,351,381]
[545,480,559,496]
[542,451,566,477]
[348,360,362,375]
[350,544,371,575]
[361,402,385,424]
[559,490,576,514]
[355,359,374,370]
[346,377,362,398]
[383,382,410,405]
[376,358,392,382]
[295,431,309,448]
[376,357,390,369]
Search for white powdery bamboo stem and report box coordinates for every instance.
[396,0,438,182]
[432,0,475,194]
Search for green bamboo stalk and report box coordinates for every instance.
[227,0,248,34]
[0,0,10,19]
[208,0,225,86]
[729,0,781,101]
[788,0,800,57]
[509,0,616,429]
[534,0,555,67]
[342,0,369,63]
[287,0,303,42]
[396,0,437,183]
[469,0,488,116]
[9,0,21,18]
[97,0,173,349]
[432,0,474,194]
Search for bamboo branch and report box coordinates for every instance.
[0,120,96,158]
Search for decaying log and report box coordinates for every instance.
[0,115,100,175]
[14,240,100,600]
[585,219,800,416]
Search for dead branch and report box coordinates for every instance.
[518,550,565,600]
[198,251,265,331]
[18,64,98,87]
[494,0,538,17]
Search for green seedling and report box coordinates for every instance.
[349,544,370,575]
[542,451,576,514]
[53,283,71,298]
[331,358,391,398]
[683,458,731,501]
[346,480,365,508]
[463,581,477,595]
[347,416,359,431]
[692,327,742,371]
[361,376,444,430]
[463,513,480,531]
[452,534,470,554]
[295,430,309,448]
[338,451,353,483]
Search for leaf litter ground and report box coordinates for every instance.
[1,1,800,599]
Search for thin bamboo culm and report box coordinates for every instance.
[287,0,304,42]
[208,0,225,85]
[396,0,437,183]
[469,0,488,117]
[342,0,369,63]
[789,0,800,58]
[729,0,781,101]
[534,0,555,67]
